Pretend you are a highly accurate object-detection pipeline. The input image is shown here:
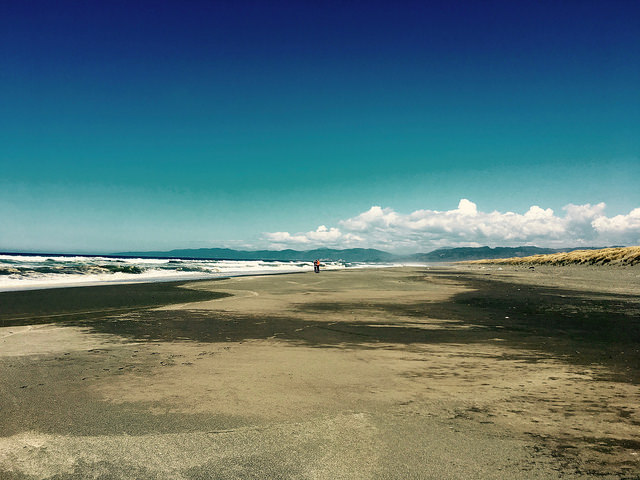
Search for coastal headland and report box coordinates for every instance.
[1,266,639,478]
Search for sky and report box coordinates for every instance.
[1,0,639,253]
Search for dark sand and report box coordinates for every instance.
[1,267,638,479]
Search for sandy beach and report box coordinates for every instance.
[1,266,639,479]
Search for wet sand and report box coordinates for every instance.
[1,266,639,479]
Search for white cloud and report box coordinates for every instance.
[263,200,640,251]
[264,225,362,247]
[592,208,640,244]
[264,231,311,244]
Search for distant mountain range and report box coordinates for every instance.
[115,247,396,262]
[410,246,570,262]
[114,246,611,263]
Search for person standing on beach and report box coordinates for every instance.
[314,259,320,273]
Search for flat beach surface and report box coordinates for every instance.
[1,266,639,479]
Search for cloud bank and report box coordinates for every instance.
[264,200,640,251]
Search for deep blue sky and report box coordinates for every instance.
[1,1,639,252]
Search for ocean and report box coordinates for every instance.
[0,253,391,291]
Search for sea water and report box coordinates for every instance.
[0,253,393,291]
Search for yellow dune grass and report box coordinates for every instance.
[463,246,640,266]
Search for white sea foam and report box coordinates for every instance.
[0,254,398,291]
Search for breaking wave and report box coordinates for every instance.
[0,254,384,291]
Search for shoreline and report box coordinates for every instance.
[0,279,232,327]
[0,262,412,293]
[0,267,397,325]
[0,268,325,294]
[3,259,635,293]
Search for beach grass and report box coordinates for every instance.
[462,245,640,266]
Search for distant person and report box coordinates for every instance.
[314,259,320,273]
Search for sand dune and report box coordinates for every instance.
[463,246,640,266]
